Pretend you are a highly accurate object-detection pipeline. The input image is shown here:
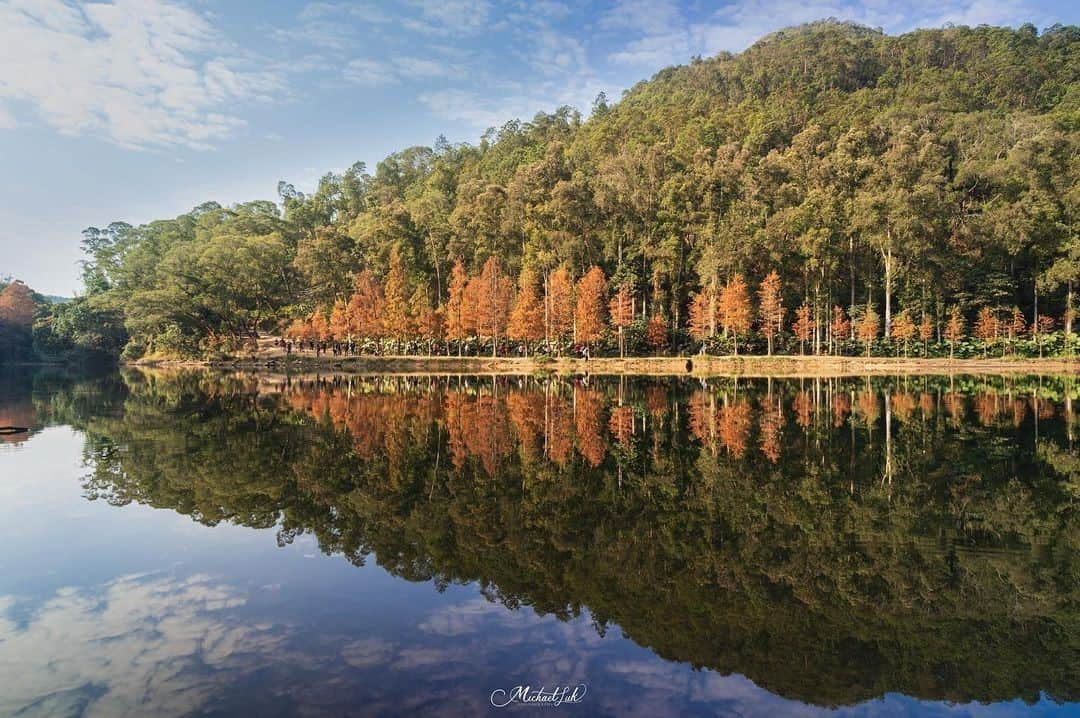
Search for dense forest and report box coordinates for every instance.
[17,369,1077,705]
[26,21,1080,361]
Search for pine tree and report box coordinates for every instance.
[718,274,751,355]
[575,266,608,346]
[757,270,784,355]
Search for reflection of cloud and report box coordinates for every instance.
[0,573,282,718]
[418,596,500,636]
[341,637,395,668]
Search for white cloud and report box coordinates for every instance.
[393,56,460,80]
[418,73,605,131]
[599,0,682,35]
[609,31,691,66]
[606,0,1036,67]
[300,1,388,24]
[343,56,465,86]
[527,30,589,77]
[0,0,283,149]
[277,2,389,50]
[404,0,494,36]
[343,58,398,86]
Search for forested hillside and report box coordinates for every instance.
[43,21,1079,360]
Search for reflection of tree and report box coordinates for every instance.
[49,370,1080,707]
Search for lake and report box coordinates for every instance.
[1,367,1077,717]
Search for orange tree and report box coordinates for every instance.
[574,266,608,348]
[718,274,751,355]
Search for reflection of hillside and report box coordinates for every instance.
[50,370,1080,707]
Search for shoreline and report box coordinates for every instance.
[126,353,1080,378]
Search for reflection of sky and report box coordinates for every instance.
[1,425,1077,717]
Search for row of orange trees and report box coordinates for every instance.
[286,253,666,356]
[285,259,1071,357]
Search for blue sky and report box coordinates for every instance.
[0,0,1076,296]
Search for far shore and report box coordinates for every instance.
[127,352,1080,378]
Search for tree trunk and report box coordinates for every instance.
[1067,280,1074,336]
[882,244,893,338]
[1033,258,1040,330]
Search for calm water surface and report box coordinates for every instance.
[1,368,1078,717]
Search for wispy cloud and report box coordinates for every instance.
[403,0,496,36]
[343,59,398,87]
[344,55,467,87]
[606,0,1038,66]
[275,1,389,50]
[0,0,283,149]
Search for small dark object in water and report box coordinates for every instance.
[685,359,693,373]
[0,426,29,435]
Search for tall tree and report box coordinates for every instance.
[546,266,575,350]
[688,290,713,350]
[575,266,608,346]
[608,284,635,357]
[476,256,513,356]
[383,247,412,350]
[944,307,965,359]
[830,305,851,355]
[757,270,784,356]
[508,268,546,351]
[857,306,880,357]
[445,260,470,353]
[793,304,814,355]
[718,274,751,355]
[347,269,386,341]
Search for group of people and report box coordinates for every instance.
[275,336,600,360]
[276,337,358,357]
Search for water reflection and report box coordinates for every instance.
[2,369,1078,714]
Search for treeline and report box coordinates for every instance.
[42,21,1080,360]
[282,259,1072,358]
